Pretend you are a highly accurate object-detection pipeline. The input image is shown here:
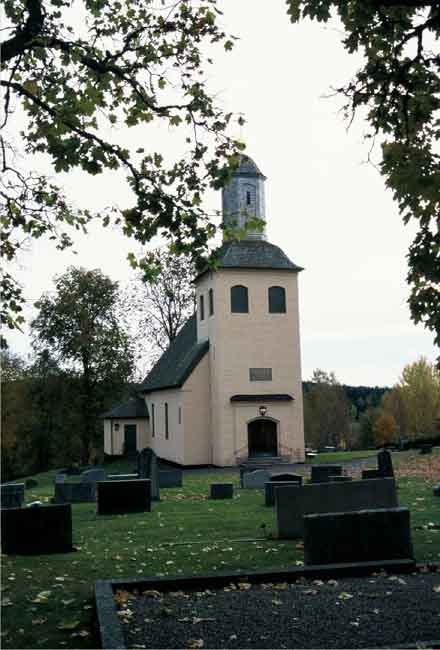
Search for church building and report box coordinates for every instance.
[103,155,305,466]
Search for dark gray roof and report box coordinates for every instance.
[234,155,266,179]
[197,240,303,280]
[140,315,209,393]
[230,394,294,402]
[102,396,149,419]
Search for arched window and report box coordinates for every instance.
[268,286,286,313]
[209,288,214,316]
[231,285,249,313]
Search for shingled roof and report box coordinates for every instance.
[196,240,303,280]
[101,396,149,419]
[140,314,209,394]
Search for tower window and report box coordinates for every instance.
[268,286,286,313]
[165,402,169,440]
[199,294,205,321]
[231,285,249,313]
[246,191,251,205]
[151,403,155,437]
[250,368,272,381]
[209,288,214,316]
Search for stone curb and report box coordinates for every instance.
[94,559,440,650]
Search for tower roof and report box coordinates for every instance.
[233,154,266,179]
[195,240,303,281]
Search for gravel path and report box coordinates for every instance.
[120,571,440,649]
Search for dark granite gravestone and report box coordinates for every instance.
[433,484,440,497]
[311,465,342,483]
[1,504,73,554]
[265,481,300,507]
[362,469,383,480]
[330,476,352,482]
[377,449,394,477]
[304,507,414,565]
[242,469,272,489]
[137,448,160,500]
[53,481,96,503]
[210,484,233,499]
[159,469,183,489]
[1,484,25,509]
[270,473,303,484]
[419,445,432,455]
[276,478,399,539]
[97,479,151,515]
[81,468,107,483]
[25,479,38,489]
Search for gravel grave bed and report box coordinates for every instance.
[117,570,440,649]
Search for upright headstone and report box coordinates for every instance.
[311,465,342,483]
[270,473,303,484]
[433,484,440,497]
[97,479,151,515]
[242,469,272,489]
[137,448,160,500]
[81,468,107,483]
[419,445,432,455]
[265,481,300,507]
[304,507,414,565]
[377,449,394,477]
[1,504,73,554]
[159,469,183,488]
[1,484,25,509]
[239,464,271,488]
[53,482,96,503]
[276,478,399,539]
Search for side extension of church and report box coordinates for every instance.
[103,155,306,466]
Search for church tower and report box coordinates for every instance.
[221,156,267,240]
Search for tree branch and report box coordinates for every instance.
[1,0,44,63]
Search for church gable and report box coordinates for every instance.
[140,314,209,394]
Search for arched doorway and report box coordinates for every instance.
[248,418,278,458]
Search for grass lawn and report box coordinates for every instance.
[1,451,439,649]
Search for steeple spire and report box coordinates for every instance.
[221,155,267,241]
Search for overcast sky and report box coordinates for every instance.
[5,0,438,387]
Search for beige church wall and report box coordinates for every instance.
[145,389,185,465]
[181,353,212,465]
[204,268,305,466]
[103,418,150,455]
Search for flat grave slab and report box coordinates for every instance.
[304,507,414,565]
[97,479,151,515]
[210,483,233,499]
[53,481,96,503]
[311,465,342,483]
[1,483,25,509]
[1,504,72,554]
[276,478,399,539]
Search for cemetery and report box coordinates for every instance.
[1,448,439,649]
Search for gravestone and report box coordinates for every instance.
[1,504,73,554]
[270,473,303,484]
[304,507,414,565]
[53,481,96,503]
[1,484,25,509]
[239,464,271,488]
[330,476,352,482]
[433,484,440,497]
[311,465,342,483]
[377,449,394,477]
[159,469,183,489]
[265,481,300,507]
[276,478,399,539]
[97,479,151,515]
[210,483,234,499]
[242,469,272,489]
[362,469,383,480]
[81,468,107,483]
[137,448,160,500]
[419,445,432,455]
[25,479,38,489]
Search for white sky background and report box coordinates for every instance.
[4,0,438,387]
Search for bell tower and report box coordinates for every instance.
[221,155,267,241]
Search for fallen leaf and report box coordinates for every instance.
[31,591,52,604]
[238,582,251,591]
[338,592,353,600]
[192,617,215,625]
[57,620,80,631]
[433,586,440,593]
[61,599,75,606]
[303,589,318,595]
[32,618,47,625]
[272,598,282,605]
[273,583,289,590]
[1,598,13,607]
[114,590,132,605]
[185,640,204,649]
[142,589,162,599]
